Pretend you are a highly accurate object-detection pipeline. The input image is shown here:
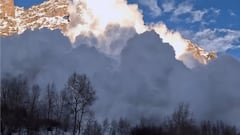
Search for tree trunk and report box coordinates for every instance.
[77,107,84,135]
[73,103,78,135]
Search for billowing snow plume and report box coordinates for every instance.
[66,0,145,42]
[0,0,216,67]
[1,30,240,127]
[65,0,216,63]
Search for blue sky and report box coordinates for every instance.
[14,0,240,59]
[14,0,46,8]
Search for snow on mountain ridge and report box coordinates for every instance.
[0,0,69,36]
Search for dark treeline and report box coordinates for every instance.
[1,73,239,135]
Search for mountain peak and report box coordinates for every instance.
[186,40,217,64]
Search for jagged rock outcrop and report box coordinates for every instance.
[0,0,69,36]
[186,40,217,64]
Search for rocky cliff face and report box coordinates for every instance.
[186,40,217,64]
[0,0,15,17]
[0,0,69,36]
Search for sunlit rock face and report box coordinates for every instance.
[0,0,15,17]
[0,0,69,36]
[186,40,217,64]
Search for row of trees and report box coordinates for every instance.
[1,73,96,135]
[131,104,240,135]
[1,73,240,135]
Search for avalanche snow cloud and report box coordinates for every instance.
[1,29,240,127]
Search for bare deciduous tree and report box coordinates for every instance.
[1,75,29,135]
[45,83,58,134]
[169,103,196,135]
[27,84,41,134]
[66,73,96,135]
